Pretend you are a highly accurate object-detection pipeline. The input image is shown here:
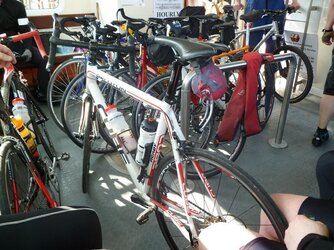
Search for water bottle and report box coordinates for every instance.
[12,97,32,130]
[105,104,137,153]
[11,116,39,158]
[135,117,157,166]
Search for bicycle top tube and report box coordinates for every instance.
[240,6,295,23]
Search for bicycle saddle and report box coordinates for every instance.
[152,36,216,62]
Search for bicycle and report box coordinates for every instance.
[231,6,313,103]
[0,30,65,213]
[46,14,125,132]
[48,15,287,249]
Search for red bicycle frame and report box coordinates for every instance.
[1,30,58,212]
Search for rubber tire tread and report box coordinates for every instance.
[273,45,313,103]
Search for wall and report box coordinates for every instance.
[96,0,154,25]
[60,0,93,14]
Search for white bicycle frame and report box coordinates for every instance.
[233,19,282,51]
[81,63,224,242]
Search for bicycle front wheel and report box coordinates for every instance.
[152,147,287,249]
[47,57,85,131]
[0,140,51,214]
[82,98,93,193]
[273,45,313,103]
[61,72,115,154]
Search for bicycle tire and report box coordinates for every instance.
[132,74,246,164]
[47,57,85,131]
[152,147,287,249]
[24,88,58,162]
[82,98,93,193]
[273,45,313,103]
[0,140,50,214]
[60,72,115,154]
[257,63,275,129]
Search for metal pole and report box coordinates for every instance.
[181,53,296,148]
[268,53,297,148]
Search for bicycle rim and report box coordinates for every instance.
[47,57,85,131]
[273,45,313,103]
[61,72,115,153]
[0,140,49,214]
[99,67,138,145]
[152,148,287,249]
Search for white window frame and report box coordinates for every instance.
[24,0,65,16]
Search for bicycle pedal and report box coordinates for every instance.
[131,194,149,208]
[58,152,70,161]
[136,207,154,225]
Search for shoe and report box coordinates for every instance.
[312,129,329,147]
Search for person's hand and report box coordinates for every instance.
[284,215,329,250]
[289,2,301,11]
[322,30,334,45]
[233,2,244,11]
[21,48,32,62]
[0,44,16,68]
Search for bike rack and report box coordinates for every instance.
[180,52,297,149]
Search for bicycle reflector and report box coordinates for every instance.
[191,60,227,100]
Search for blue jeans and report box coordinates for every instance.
[245,0,286,52]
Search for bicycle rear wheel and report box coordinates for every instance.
[0,140,51,214]
[47,57,85,131]
[61,72,115,154]
[273,45,313,103]
[152,147,287,249]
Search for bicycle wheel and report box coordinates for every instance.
[132,74,246,166]
[98,68,140,145]
[61,72,115,154]
[257,63,275,129]
[24,88,58,162]
[273,45,313,103]
[47,57,85,131]
[0,140,50,214]
[82,98,93,193]
[152,147,287,249]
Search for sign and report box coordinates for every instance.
[154,0,184,18]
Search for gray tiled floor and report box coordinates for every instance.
[46,93,333,250]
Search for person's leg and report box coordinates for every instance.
[30,46,49,99]
[316,151,334,199]
[198,222,286,250]
[318,95,334,129]
[313,50,334,146]
[259,193,307,240]
[298,197,334,239]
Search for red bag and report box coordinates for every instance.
[215,52,263,142]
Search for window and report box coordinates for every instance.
[19,0,64,16]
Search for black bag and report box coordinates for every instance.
[147,43,175,66]
[178,6,206,38]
